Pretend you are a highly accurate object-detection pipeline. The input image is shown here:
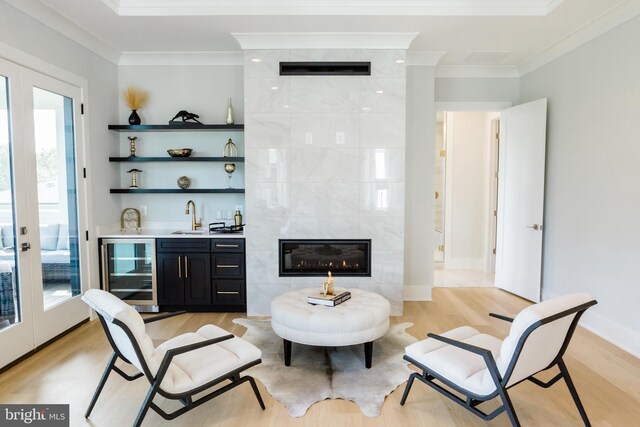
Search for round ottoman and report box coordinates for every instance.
[271,288,390,368]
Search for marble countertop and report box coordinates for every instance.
[99,229,244,239]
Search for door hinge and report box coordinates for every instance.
[438,244,445,252]
[81,103,85,115]
[493,209,497,217]
[85,230,89,241]
[493,248,496,255]
[495,131,499,141]
[83,168,87,178]
[439,150,446,158]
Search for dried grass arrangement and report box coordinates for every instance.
[122,86,149,110]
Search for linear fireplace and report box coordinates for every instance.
[279,239,371,277]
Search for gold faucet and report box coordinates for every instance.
[185,200,202,231]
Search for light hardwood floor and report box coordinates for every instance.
[0,288,638,426]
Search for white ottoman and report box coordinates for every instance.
[271,288,390,368]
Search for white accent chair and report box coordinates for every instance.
[401,293,597,426]
[82,289,265,427]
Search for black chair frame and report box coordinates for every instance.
[400,300,597,427]
[86,311,265,427]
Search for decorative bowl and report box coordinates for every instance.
[167,148,193,157]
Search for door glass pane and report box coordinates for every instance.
[0,75,20,330]
[33,87,80,309]
[434,111,446,262]
[105,241,155,303]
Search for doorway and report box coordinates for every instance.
[433,109,501,288]
[0,57,89,368]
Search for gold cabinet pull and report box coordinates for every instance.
[217,264,239,268]
[217,291,239,295]
[185,256,189,278]
[178,256,182,278]
[216,244,239,248]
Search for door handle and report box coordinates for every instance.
[526,224,543,231]
[184,256,189,279]
[20,242,31,252]
[178,256,182,278]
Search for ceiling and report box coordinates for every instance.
[6,0,640,75]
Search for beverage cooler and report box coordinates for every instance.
[100,239,158,312]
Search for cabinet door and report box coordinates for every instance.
[183,253,211,305]
[157,253,185,305]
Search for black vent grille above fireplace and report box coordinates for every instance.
[279,239,371,277]
[279,62,371,76]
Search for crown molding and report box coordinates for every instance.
[5,0,120,64]
[105,0,564,16]
[232,33,419,50]
[518,0,640,76]
[406,51,445,66]
[119,51,243,66]
[436,65,520,78]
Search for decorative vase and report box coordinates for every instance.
[128,110,141,125]
[226,98,235,125]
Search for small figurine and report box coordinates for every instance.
[169,110,203,124]
[322,271,335,296]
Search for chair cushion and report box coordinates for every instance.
[494,293,593,387]
[82,289,156,374]
[157,324,262,394]
[1,225,14,249]
[405,326,503,397]
[57,224,69,251]
[40,224,60,251]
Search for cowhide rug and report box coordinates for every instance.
[232,319,417,417]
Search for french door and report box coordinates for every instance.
[0,57,89,368]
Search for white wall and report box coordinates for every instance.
[405,65,436,301]
[444,111,492,270]
[520,14,640,356]
[436,77,520,104]
[117,66,245,227]
[0,1,119,289]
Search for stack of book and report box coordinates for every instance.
[307,290,351,307]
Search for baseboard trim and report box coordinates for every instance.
[580,311,640,359]
[404,286,432,301]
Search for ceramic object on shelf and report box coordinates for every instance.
[128,110,141,125]
[226,98,235,125]
[177,176,191,189]
[167,148,193,157]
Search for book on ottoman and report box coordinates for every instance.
[307,290,351,307]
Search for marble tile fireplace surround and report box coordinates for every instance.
[244,48,406,315]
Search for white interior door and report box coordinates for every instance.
[495,99,547,302]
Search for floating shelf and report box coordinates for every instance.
[108,124,244,131]
[109,157,244,162]
[110,189,245,194]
